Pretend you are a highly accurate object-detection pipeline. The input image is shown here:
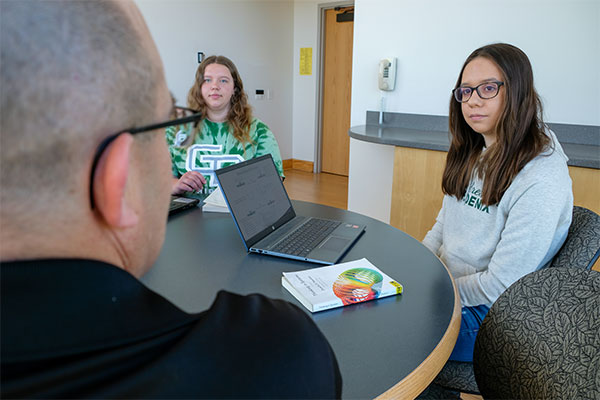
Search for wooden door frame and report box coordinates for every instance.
[314,1,354,174]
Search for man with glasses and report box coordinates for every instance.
[0,1,341,398]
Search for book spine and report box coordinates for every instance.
[313,301,344,312]
[282,277,316,312]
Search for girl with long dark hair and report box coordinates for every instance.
[423,43,573,361]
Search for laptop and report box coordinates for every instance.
[168,196,200,216]
[215,154,365,264]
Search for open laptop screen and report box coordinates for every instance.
[215,155,295,247]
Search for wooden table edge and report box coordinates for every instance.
[375,258,461,400]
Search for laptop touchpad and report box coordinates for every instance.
[320,236,350,251]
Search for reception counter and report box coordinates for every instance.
[347,111,600,241]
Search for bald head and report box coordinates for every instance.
[0,0,165,213]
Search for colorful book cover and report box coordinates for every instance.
[282,258,403,313]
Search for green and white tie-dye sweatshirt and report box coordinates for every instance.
[166,117,284,195]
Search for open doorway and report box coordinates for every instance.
[316,3,354,176]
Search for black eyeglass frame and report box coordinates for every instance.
[89,111,202,209]
[174,105,198,114]
[452,81,504,103]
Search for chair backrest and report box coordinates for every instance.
[550,206,600,269]
[473,267,600,399]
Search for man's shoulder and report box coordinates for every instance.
[192,291,341,398]
[205,290,320,336]
[1,265,341,398]
[201,290,337,369]
[1,258,194,360]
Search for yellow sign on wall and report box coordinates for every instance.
[300,47,312,76]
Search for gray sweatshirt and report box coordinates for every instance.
[423,130,573,308]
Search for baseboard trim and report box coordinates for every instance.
[283,159,314,172]
[293,159,314,172]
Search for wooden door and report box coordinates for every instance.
[321,8,353,176]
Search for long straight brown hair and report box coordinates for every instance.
[443,43,550,206]
[187,55,254,146]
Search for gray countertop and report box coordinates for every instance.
[349,111,600,169]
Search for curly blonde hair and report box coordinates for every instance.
[187,55,254,145]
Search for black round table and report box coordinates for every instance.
[141,201,460,398]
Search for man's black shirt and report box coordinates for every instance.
[1,259,342,398]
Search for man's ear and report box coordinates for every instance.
[92,133,139,228]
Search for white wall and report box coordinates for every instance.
[351,0,600,126]
[291,0,344,164]
[136,0,295,160]
[348,0,600,222]
[291,1,320,164]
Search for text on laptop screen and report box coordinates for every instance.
[216,156,292,241]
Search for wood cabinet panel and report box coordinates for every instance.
[390,147,600,270]
[569,165,600,215]
[569,166,600,272]
[390,147,446,241]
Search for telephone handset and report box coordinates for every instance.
[378,58,397,91]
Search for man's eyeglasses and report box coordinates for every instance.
[89,108,202,209]
[452,81,504,103]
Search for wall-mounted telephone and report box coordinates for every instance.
[378,58,397,91]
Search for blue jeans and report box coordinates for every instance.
[449,305,490,362]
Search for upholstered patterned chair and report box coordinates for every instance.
[550,206,600,269]
[473,267,600,399]
[420,206,600,398]
[426,360,478,397]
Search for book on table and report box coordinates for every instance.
[282,258,403,313]
[202,187,229,213]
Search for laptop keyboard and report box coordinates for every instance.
[272,218,341,257]
[169,196,199,216]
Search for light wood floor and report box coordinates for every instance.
[283,169,348,210]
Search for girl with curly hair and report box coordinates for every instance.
[167,55,284,195]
